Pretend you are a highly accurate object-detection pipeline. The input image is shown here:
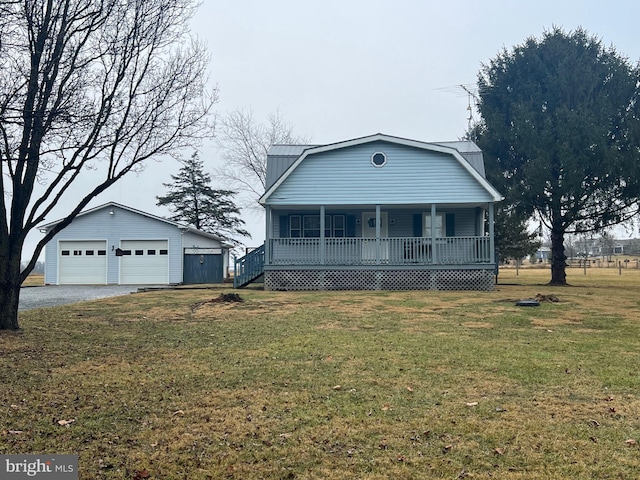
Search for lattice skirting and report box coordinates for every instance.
[264,269,495,291]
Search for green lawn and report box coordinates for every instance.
[3,267,640,479]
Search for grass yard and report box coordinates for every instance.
[3,268,640,479]
[22,274,44,287]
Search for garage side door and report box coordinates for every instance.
[183,253,223,284]
[120,240,169,284]
[59,240,107,285]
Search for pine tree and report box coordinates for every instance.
[477,27,640,285]
[157,152,250,244]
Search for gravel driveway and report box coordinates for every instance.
[19,285,145,311]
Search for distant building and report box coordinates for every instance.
[535,246,551,262]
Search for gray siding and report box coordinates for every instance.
[266,141,493,206]
[434,141,486,177]
[265,155,298,190]
[266,145,318,189]
[44,206,183,284]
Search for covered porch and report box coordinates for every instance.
[264,203,496,268]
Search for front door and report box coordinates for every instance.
[362,212,388,262]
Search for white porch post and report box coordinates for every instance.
[375,204,381,265]
[320,205,325,265]
[431,203,438,264]
[489,202,495,264]
[264,205,271,266]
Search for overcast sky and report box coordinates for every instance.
[27,0,640,260]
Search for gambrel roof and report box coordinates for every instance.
[260,133,503,205]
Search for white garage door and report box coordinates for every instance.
[120,240,169,284]
[59,240,107,284]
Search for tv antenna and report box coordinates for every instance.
[434,83,479,137]
[459,84,479,131]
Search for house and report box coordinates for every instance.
[234,133,503,291]
[535,246,551,262]
[40,202,232,285]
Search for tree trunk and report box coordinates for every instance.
[549,226,567,285]
[0,252,23,330]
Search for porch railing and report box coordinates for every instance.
[268,236,491,266]
[234,244,265,288]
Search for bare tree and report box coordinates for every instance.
[598,232,616,261]
[0,0,217,330]
[215,109,308,209]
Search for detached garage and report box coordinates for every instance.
[40,202,232,285]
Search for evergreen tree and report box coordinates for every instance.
[493,207,541,265]
[157,152,250,244]
[477,27,640,285]
[470,124,541,266]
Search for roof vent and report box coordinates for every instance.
[371,152,387,167]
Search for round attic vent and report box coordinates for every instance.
[371,152,387,167]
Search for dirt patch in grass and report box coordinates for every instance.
[191,293,244,312]
[532,317,584,328]
[462,321,494,329]
[190,297,307,322]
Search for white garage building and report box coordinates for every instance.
[40,202,233,285]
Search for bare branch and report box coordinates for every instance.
[214,109,308,210]
[0,0,217,329]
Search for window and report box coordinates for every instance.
[86,250,94,255]
[73,250,82,256]
[303,215,320,238]
[98,250,106,256]
[286,214,347,238]
[61,250,70,256]
[290,215,301,238]
[371,151,387,167]
[333,215,345,237]
[424,213,445,238]
[147,250,156,255]
[122,250,132,256]
[135,250,144,255]
[159,249,168,255]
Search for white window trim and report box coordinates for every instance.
[423,213,445,238]
[288,214,347,238]
[370,151,387,168]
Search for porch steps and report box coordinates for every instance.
[234,244,265,288]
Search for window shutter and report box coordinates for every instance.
[346,215,356,237]
[279,215,289,238]
[446,213,455,237]
[413,214,422,237]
